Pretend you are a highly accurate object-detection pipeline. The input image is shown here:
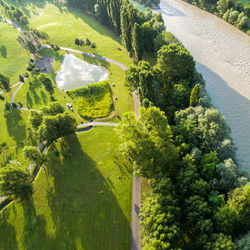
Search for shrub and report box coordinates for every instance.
[67,81,113,119]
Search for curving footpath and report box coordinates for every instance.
[2,19,141,250]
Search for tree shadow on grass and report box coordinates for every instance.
[21,198,54,250]
[0,209,18,249]
[67,8,122,44]
[0,45,7,58]
[45,134,131,250]
[5,109,26,147]
[26,92,33,108]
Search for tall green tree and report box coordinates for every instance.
[0,161,33,200]
[116,106,179,177]
[132,23,144,61]
[0,72,11,94]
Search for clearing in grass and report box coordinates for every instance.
[67,81,113,119]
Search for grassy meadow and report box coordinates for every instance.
[0,127,132,250]
[0,23,29,85]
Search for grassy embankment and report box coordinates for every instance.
[0,127,132,250]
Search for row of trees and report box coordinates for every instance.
[0,102,76,201]
[183,0,250,33]
[67,0,168,60]
[67,0,122,34]
[118,41,250,248]
[0,0,28,25]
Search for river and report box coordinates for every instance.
[158,0,250,173]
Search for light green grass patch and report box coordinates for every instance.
[0,22,29,85]
[67,81,113,119]
[0,127,132,250]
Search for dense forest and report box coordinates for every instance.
[66,0,250,248]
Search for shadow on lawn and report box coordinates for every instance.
[0,209,18,249]
[5,109,26,147]
[45,134,131,250]
[21,198,54,249]
[67,8,122,44]
[0,45,7,58]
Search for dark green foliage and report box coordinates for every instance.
[0,161,33,200]
[38,112,76,143]
[0,72,10,93]
[29,110,43,130]
[228,184,250,232]
[38,73,54,95]
[0,94,4,101]
[132,23,144,61]
[41,102,65,116]
[157,44,195,82]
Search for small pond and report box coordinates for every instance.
[56,53,109,91]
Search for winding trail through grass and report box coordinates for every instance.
[2,19,141,250]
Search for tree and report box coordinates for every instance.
[157,44,195,83]
[116,106,179,177]
[132,23,144,61]
[42,102,65,116]
[0,72,11,94]
[214,205,238,235]
[206,233,236,249]
[38,73,54,95]
[199,151,219,181]
[38,113,76,143]
[29,110,43,130]
[190,84,201,107]
[140,178,181,249]
[228,183,250,232]
[0,161,33,200]
[23,146,50,188]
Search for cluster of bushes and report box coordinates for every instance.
[28,102,76,144]
[4,101,23,110]
[31,29,49,40]
[0,0,28,25]
[183,0,250,34]
[74,37,96,48]
[17,31,40,54]
[49,43,60,51]
[67,81,113,119]
[119,41,250,248]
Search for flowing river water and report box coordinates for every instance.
[158,0,250,173]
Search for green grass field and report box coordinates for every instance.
[67,81,113,119]
[26,3,132,66]
[0,127,132,250]
[0,22,30,85]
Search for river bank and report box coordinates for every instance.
[159,0,250,173]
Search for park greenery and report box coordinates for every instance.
[117,42,250,248]
[67,81,113,119]
[182,0,250,34]
[0,0,249,249]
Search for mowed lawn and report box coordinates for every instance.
[0,127,132,250]
[29,3,132,66]
[0,23,29,85]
